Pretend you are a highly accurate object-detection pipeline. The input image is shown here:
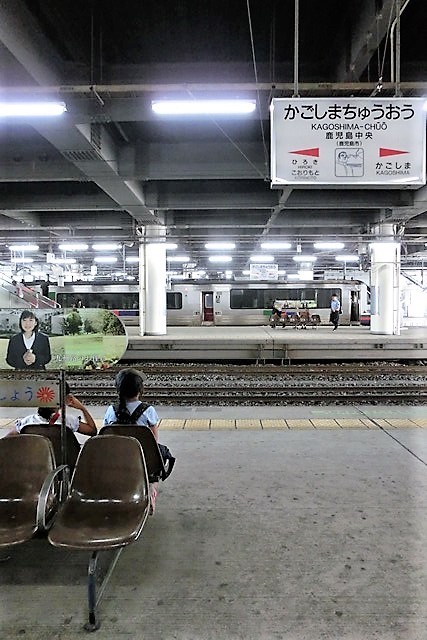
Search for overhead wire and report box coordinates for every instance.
[184,88,267,180]
[246,0,270,173]
[181,1,273,182]
[371,0,396,95]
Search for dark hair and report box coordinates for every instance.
[114,368,145,421]
[65,381,71,395]
[37,407,56,420]
[115,368,145,399]
[19,310,39,333]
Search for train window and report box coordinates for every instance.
[231,289,264,309]
[167,292,182,310]
[316,288,341,308]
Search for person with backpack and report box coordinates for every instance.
[103,368,173,514]
[103,368,159,438]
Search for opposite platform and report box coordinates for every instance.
[124,325,427,361]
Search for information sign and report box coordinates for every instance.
[250,263,279,280]
[271,98,426,187]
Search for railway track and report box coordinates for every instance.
[5,364,423,405]
[63,364,427,405]
[75,387,426,405]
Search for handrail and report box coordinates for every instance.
[401,271,427,291]
[0,274,60,308]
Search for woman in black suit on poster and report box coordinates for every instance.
[6,310,51,370]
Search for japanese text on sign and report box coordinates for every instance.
[0,380,60,407]
[270,98,426,187]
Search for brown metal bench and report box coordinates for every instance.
[20,424,82,472]
[99,424,172,483]
[48,435,150,631]
[0,434,68,548]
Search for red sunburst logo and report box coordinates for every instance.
[36,386,56,404]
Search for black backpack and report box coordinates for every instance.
[113,402,150,425]
[112,402,176,476]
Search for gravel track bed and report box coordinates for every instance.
[2,363,426,406]
[67,364,426,405]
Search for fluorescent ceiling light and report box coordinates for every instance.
[205,241,236,250]
[165,243,178,250]
[0,102,66,117]
[287,274,300,280]
[242,270,251,275]
[92,243,120,251]
[9,244,39,251]
[58,243,88,251]
[167,256,190,262]
[51,258,76,265]
[11,257,34,263]
[208,255,232,263]
[94,256,118,264]
[293,255,317,262]
[336,255,359,262]
[260,242,291,249]
[314,242,345,250]
[250,254,274,262]
[278,270,287,275]
[125,256,140,263]
[152,99,256,115]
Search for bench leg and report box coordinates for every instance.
[84,548,124,632]
[85,552,101,632]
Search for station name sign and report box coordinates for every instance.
[270,98,426,187]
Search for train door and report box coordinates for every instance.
[350,290,360,322]
[202,291,214,323]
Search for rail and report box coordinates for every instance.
[62,364,427,406]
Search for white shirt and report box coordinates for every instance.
[16,413,80,433]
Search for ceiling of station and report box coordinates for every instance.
[0,0,426,280]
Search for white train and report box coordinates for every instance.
[49,279,368,326]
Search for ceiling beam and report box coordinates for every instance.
[336,0,396,82]
[0,0,157,226]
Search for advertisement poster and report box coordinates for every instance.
[0,308,128,370]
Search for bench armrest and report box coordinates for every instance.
[36,465,70,531]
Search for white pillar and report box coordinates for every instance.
[144,226,167,336]
[369,242,401,335]
[138,238,146,336]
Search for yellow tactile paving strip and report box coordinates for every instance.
[154,418,425,430]
[3,416,423,433]
[0,418,15,427]
[261,419,288,429]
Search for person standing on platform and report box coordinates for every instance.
[40,277,49,298]
[330,293,341,331]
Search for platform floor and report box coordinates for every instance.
[1,403,427,639]
[124,325,427,361]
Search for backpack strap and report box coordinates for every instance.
[129,402,150,425]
